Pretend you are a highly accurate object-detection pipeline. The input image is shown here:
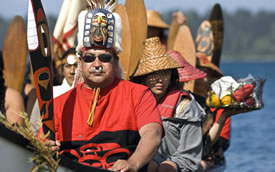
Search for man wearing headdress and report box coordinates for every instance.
[47,1,163,171]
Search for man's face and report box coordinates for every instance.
[63,54,78,86]
[80,48,117,88]
[194,67,220,98]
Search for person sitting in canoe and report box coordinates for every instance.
[131,37,206,172]
[46,1,163,171]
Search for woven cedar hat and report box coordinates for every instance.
[168,50,207,82]
[132,37,183,77]
[196,52,223,76]
[147,10,169,29]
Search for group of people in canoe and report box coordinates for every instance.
[0,0,256,171]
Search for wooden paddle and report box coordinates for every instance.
[173,25,196,92]
[125,0,147,79]
[27,0,55,140]
[115,4,132,80]
[209,3,224,67]
[2,16,27,93]
[195,20,214,62]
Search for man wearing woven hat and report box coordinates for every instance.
[47,1,163,171]
[194,53,232,171]
[146,10,186,46]
[146,10,169,44]
[131,37,206,172]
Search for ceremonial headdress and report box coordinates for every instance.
[76,0,122,56]
[168,50,207,82]
[132,37,182,77]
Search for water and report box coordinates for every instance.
[219,62,275,172]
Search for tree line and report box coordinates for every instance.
[1,9,275,61]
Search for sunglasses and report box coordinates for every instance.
[81,54,113,63]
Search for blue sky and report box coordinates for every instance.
[1,0,275,19]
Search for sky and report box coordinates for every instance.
[1,0,275,19]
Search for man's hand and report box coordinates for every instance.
[45,140,61,152]
[108,159,138,172]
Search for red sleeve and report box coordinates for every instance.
[53,96,62,140]
[135,89,163,130]
[213,109,231,140]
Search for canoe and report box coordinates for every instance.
[0,123,108,172]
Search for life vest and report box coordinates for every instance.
[158,89,190,118]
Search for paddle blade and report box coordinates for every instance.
[173,25,196,92]
[3,16,27,93]
[115,4,132,80]
[125,0,147,78]
[195,20,214,62]
[209,3,224,67]
[27,0,55,140]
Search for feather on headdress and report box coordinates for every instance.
[87,0,117,12]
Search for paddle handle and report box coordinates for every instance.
[27,0,55,140]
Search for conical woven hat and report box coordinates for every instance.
[168,50,207,82]
[196,52,223,76]
[132,37,183,77]
[147,10,169,29]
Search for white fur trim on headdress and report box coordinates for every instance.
[112,13,122,54]
[76,10,87,57]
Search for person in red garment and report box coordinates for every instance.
[192,53,230,171]
[131,38,207,172]
[47,1,163,171]
[194,53,249,171]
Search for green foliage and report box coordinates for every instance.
[0,112,60,172]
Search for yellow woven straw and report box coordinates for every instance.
[147,10,169,29]
[132,37,183,77]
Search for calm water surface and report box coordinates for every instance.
[220,62,275,172]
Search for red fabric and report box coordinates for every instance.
[158,90,190,118]
[168,50,207,82]
[211,108,231,140]
[53,78,162,168]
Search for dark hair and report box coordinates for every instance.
[167,69,180,92]
[61,48,76,60]
[54,48,77,85]
[0,51,7,114]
